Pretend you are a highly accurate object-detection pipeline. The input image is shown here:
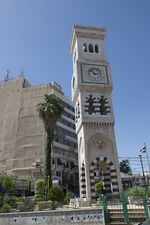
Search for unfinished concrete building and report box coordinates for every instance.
[0,77,78,193]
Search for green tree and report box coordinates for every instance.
[37,94,63,189]
[126,187,145,197]
[95,181,103,196]
[49,187,64,208]
[120,160,132,174]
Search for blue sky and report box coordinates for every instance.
[0,0,150,172]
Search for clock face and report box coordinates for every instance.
[81,64,109,84]
[88,67,103,80]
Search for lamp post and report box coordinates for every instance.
[139,154,147,190]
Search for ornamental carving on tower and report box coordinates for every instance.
[85,94,96,114]
[93,137,105,148]
[98,96,111,115]
[84,94,111,115]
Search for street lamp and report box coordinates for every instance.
[139,154,147,190]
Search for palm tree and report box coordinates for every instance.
[37,94,63,190]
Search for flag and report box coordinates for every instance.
[140,146,146,153]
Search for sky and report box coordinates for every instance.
[0,0,150,173]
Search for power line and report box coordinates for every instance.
[119,156,150,159]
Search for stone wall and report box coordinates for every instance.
[0,208,104,225]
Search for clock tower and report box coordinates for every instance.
[70,25,122,200]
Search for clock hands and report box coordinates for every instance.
[88,67,102,80]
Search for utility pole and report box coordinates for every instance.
[140,143,150,173]
[144,143,150,173]
[139,154,147,190]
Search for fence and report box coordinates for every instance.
[101,192,150,224]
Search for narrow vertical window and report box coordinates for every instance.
[73,51,76,63]
[83,43,87,52]
[89,44,93,53]
[95,44,99,53]
[72,77,75,89]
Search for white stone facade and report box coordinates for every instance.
[70,25,122,200]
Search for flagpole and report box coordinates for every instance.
[144,143,150,173]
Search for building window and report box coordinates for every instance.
[56,171,61,177]
[57,158,62,165]
[83,43,87,52]
[89,44,93,53]
[95,44,99,53]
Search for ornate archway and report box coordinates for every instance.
[90,156,119,199]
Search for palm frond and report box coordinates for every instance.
[36,93,63,133]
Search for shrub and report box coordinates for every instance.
[1,175,15,197]
[17,199,35,212]
[64,192,74,205]
[34,179,45,202]
[3,196,17,208]
[48,187,64,203]
[146,189,150,197]
[1,204,11,213]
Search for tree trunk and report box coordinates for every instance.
[45,132,53,192]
